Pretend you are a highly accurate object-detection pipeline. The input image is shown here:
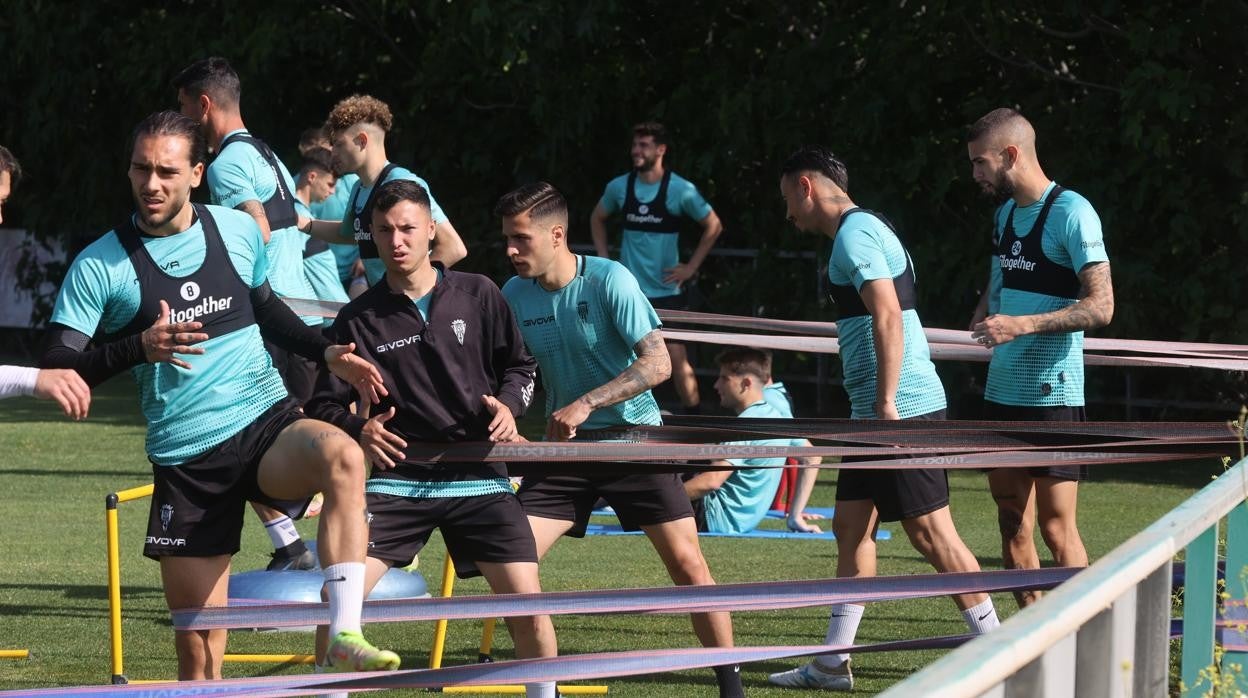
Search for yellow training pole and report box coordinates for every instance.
[0,650,29,659]
[478,617,497,662]
[223,653,315,664]
[106,483,154,684]
[429,555,458,669]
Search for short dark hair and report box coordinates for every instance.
[715,347,770,381]
[493,181,568,224]
[171,57,241,106]
[632,121,668,147]
[0,146,21,187]
[298,127,329,156]
[373,179,430,215]
[299,148,334,178]
[780,146,849,192]
[129,111,208,167]
[967,107,1024,142]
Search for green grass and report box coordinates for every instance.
[0,376,1227,695]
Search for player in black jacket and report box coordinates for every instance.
[306,180,556,696]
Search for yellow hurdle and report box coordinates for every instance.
[429,555,608,694]
[223,653,315,664]
[0,649,29,659]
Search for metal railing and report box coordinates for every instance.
[882,455,1248,698]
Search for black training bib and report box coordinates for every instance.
[621,170,678,234]
[827,208,918,320]
[996,185,1080,300]
[350,163,399,260]
[218,132,299,232]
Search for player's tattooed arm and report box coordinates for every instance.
[236,199,273,243]
[581,330,671,411]
[972,262,1113,345]
[1030,262,1114,334]
[547,330,670,441]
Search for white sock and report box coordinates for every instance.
[962,598,1000,633]
[526,681,557,698]
[264,514,302,548]
[814,603,864,670]
[324,562,366,637]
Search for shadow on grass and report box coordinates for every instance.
[0,582,163,599]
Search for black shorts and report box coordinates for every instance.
[365,491,537,579]
[144,398,310,560]
[984,401,1088,481]
[264,338,319,404]
[836,409,949,522]
[517,470,693,537]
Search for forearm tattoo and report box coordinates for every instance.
[581,330,671,410]
[1032,262,1115,334]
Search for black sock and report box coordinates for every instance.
[714,664,745,698]
[275,539,307,558]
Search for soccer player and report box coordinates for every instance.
[41,111,398,679]
[295,148,351,326]
[769,146,999,690]
[299,127,363,294]
[0,144,19,225]
[968,108,1113,605]
[683,347,818,534]
[301,94,467,285]
[174,56,327,570]
[590,122,723,414]
[306,179,556,695]
[499,182,745,698]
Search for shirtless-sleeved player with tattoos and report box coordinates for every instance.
[498,182,746,698]
[967,108,1114,606]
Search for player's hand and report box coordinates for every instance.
[968,306,988,331]
[482,395,519,442]
[971,314,1029,348]
[33,368,91,420]
[547,397,592,441]
[325,343,388,404]
[360,406,407,469]
[142,299,209,369]
[787,512,823,534]
[663,263,696,287]
[874,401,901,421]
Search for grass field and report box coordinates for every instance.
[0,375,1229,696]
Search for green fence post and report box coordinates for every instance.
[1183,521,1219,696]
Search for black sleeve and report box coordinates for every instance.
[40,323,146,387]
[488,287,538,419]
[304,319,369,440]
[251,281,332,363]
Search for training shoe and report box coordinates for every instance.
[265,547,317,572]
[326,630,401,671]
[768,660,853,690]
[304,492,324,518]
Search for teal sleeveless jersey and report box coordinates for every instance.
[502,256,662,430]
[985,183,1108,406]
[337,165,447,286]
[599,171,712,299]
[828,211,946,419]
[50,206,288,464]
[207,129,320,325]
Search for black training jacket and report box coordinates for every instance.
[306,264,536,479]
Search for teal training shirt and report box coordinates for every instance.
[207,129,320,326]
[599,171,712,299]
[338,165,447,286]
[763,382,794,417]
[311,171,361,281]
[985,182,1109,407]
[828,211,946,419]
[702,400,799,534]
[50,206,288,465]
[295,199,349,326]
[502,256,663,430]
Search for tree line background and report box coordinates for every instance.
[1,0,1244,415]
